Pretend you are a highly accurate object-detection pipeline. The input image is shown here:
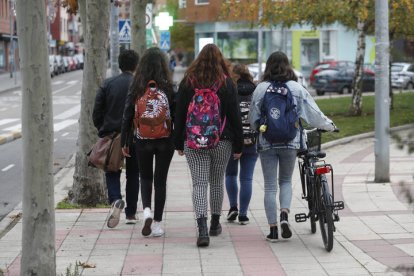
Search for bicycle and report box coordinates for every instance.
[295,128,344,252]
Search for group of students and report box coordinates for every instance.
[92,44,336,247]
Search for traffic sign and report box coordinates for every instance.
[119,20,131,43]
[159,31,170,52]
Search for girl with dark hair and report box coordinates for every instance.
[174,44,243,247]
[249,51,336,242]
[225,63,258,225]
[121,47,175,238]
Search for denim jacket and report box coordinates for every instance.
[249,80,335,152]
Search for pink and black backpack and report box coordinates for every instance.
[185,79,226,149]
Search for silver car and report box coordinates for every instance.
[248,63,308,89]
[391,62,414,90]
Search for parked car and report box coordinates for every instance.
[74,53,84,69]
[48,55,59,77]
[247,63,308,89]
[309,60,354,87]
[312,68,375,95]
[391,62,414,90]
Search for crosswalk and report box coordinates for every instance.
[0,79,83,137]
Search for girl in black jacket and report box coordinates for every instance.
[173,44,243,247]
[121,47,175,238]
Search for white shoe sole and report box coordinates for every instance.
[107,200,125,228]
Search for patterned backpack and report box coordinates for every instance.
[185,80,226,149]
[134,80,171,139]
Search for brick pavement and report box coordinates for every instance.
[0,127,413,275]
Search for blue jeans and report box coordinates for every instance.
[106,141,140,217]
[225,145,258,216]
[259,148,297,225]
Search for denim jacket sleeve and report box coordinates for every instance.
[286,81,335,131]
[249,82,270,131]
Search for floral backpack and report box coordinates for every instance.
[185,79,226,149]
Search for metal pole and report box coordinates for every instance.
[374,0,390,182]
[9,0,13,78]
[110,1,120,77]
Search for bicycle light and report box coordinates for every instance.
[315,166,331,175]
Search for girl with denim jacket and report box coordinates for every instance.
[249,51,336,242]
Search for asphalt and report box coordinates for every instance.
[0,72,414,275]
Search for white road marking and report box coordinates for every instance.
[0,119,19,126]
[0,108,7,112]
[66,80,78,85]
[3,124,21,131]
[12,91,21,95]
[54,138,58,142]
[53,119,78,132]
[52,81,64,85]
[61,132,69,137]
[75,90,81,95]
[2,164,15,172]
[54,105,80,120]
[52,83,78,95]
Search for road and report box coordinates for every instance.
[0,70,83,221]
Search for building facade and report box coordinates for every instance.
[178,0,376,79]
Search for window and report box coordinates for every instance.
[179,0,186,8]
[195,0,209,5]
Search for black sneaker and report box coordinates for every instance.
[238,215,249,225]
[280,212,292,239]
[266,226,278,242]
[227,206,238,222]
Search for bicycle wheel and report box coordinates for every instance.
[306,175,317,234]
[318,175,334,252]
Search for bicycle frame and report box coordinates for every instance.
[295,129,344,252]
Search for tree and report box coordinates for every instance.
[130,0,152,57]
[64,0,110,205]
[15,0,56,274]
[221,0,414,114]
[165,0,195,54]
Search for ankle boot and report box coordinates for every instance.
[196,217,209,247]
[209,214,222,236]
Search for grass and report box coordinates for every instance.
[56,198,110,209]
[314,92,414,143]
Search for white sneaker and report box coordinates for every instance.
[142,207,153,237]
[151,221,164,237]
[107,199,125,228]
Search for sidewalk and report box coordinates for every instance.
[0,126,413,275]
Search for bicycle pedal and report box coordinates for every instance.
[334,201,344,210]
[333,213,340,222]
[295,213,307,222]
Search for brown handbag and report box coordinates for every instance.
[88,133,124,172]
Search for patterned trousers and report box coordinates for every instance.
[184,140,232,219]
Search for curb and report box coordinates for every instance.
[0,131,22,145]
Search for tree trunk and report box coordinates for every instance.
[71,0,109,205]
[130,0,148,57]
[350,19,366,116]
[16,0,56,274]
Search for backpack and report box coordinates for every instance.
[259,81,300,143]
[134,80,171,139]
[185,80,226,149]
[240,100,257,146]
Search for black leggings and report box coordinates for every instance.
[135,137,174,222]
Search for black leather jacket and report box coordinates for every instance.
[92,72,133,138]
